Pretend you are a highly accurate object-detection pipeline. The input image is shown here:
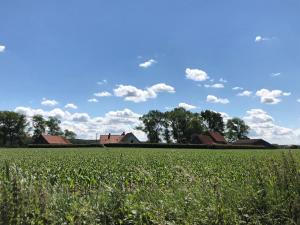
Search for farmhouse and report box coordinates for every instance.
[99,132,140,144]
[34,134,71,145]
[191,131,227,145]
[234,139,273,148]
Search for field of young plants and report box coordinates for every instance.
[0,148,299,225]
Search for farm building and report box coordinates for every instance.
[191,131,227,145]
[99,132,140,144]
[234,139,273,148]
[190,134,215,145]
[207,131,227,144]
[34,134,71,145]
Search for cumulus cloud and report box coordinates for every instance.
[15,107,146,141]
[185,68,209,81]
[256,89,291,104]
[204,83,224,89]
[88,98,98,103]
[237,90,252,97]
[178,102,197,110]
[244,109,300,145]
[232,87,244,91]
[206,95,230,104]
[0,45,5,52]
[94,91,112,97]
[114,83,175,103]
[139,59,157,68]
[41,98,59,107]
[65,103,78,109]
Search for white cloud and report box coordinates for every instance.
[178,102,197,110]
[237,90,252,97]
[255,36,271,42]
[94,91,112,97]
[271,73,281,77]
[232,87,244,91]
[256,89,291,104]
[114,83,175,103]
[244,109,300,145]
[0,45,5,52]
[15,107,147,141]
[219,78,227,83]
[65,103,78,109]
[206,95,230,104]
[139,59,157,68]
[41,98,59,107]
[97,79,108,85]
[297,99,300,103]
[72,113,90,122]
[88,98,98,103]
[204,83,224,89]
[185,68,209,82]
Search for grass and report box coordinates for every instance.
[0,148,299,224]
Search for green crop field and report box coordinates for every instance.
[0,148,299,225]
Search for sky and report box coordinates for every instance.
[1,0,300,144]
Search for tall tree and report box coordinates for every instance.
[0,111,28,146]
[200,110,225,134]
[46,117,63,136]
[63,129,77,140]
[137,110,164,143]
[226,118,250,142]
[32,114,46,140]
[168,108,204,143]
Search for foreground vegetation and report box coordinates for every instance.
[0,148,299,224]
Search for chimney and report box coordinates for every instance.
[108,133,111,139]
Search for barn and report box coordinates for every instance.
[34,134,71,145]
[234,139,273,148]
[99,132,140,144]
[190,134,215,145]
[191,131,227,145]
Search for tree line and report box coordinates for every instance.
[0,111,76,147]
[137,108,250,143]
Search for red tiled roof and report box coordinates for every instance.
[192,134,215,145]
[234,139,272,147]
[99,134,125,144]
[208,131,227,143]
[42,135,71,145]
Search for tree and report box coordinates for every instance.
[137,110,164,143]
[32,114,46,140]
[46,117,63,136]
[64,129,77,140]
[226,117,250,142]
[200,110,225,134]
[168,108,205,143]
[0,111,28,146]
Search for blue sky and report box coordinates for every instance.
[1,0,300,143]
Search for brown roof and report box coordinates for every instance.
[99,134,125,144]
[234,139,272,147]
[208,131,227,143]
[191,134,215,145]
[41,135,71,145]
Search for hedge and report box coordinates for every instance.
[28,144,104,148]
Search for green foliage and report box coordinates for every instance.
[0,148,299,224]
[200,110,225,134]
[46,117,63,136]
[226,117,250,142]
[63,129,77,140]
[0,111,28,146]
[32,114,46,141]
